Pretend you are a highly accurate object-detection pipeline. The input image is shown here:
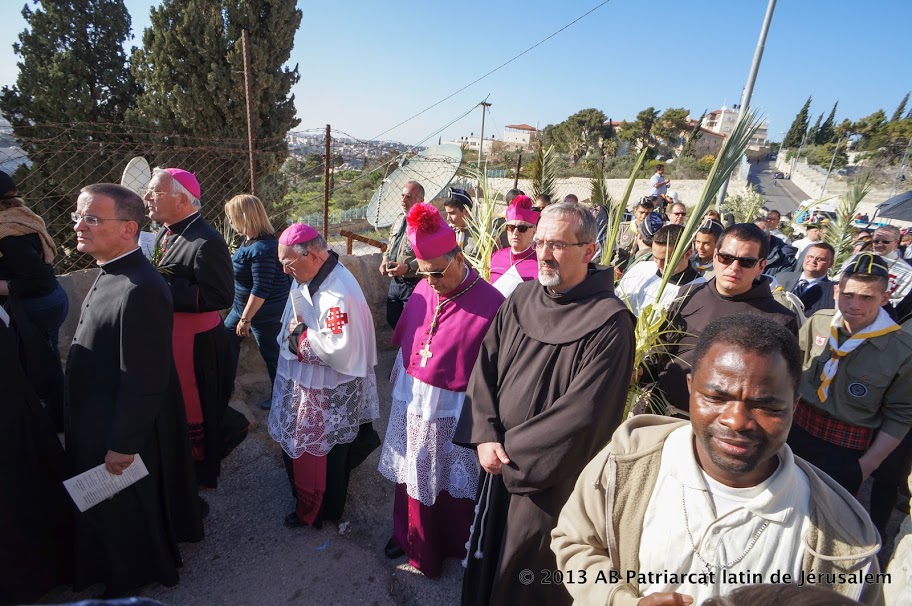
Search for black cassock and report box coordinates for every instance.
[154,212,243,487]
[454,267,635,606]
[66,249,203,595]
[0,315,72,605]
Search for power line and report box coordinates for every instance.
[367,0,613,142]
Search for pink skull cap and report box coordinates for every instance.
[406,203,457,260]
[163,168,201,200]
[279,223,320,246]
[505,195,539,225]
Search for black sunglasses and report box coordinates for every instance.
[506,224,531,233]
[873,239,895,245]
[715,252,761,269]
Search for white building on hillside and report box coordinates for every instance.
[702,105,770,159]
[503,124,537,149]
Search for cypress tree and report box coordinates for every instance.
[816,102,838,145]
[808,113,823,146]
[0,0,136,271]
[782,96,811,149]
[129,0,301,221]
[891,93,909,122]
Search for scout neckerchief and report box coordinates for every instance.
[817,307,900,402]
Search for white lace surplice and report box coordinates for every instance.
[268,337,380,459]
[378,351,479,506]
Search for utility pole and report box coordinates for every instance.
[821,138,844,198]
[478,100,492,169]
[790,129,810,178]
[323,124,331,239]
[715,0,777,210]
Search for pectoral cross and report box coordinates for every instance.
[419,342,433,368]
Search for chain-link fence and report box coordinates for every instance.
[0,121,482,273]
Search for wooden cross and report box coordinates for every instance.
[419,342,433,367]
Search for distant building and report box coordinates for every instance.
[702,105,770,160]
[503,124,537,150]
[451,135,497,155]
[684,121,726,158]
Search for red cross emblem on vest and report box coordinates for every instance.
[325,307,348,335]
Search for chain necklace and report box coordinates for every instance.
[510,246,535,267]
[158,213,201,263]
[680,485,769,574]
[417,272,481,368]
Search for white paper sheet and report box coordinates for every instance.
[492,264,525,297]
[63,455,150,513]
[290,283,319,330]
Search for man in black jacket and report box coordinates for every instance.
[755,218,797,276]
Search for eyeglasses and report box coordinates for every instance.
[715,251,761,269]
[71,212,130,226]
[281,253,309,269]
[873,239,895,245]
[417,258,453,279]
[532,240,590,253]
[144,190,175,199]
[671,212,686,216]
[506,224,532,233]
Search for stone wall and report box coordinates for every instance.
[56,252,390,402]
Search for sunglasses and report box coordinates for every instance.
[506,224,532,233]
[671,212,686,216]
[873,239,895,245]
[416,258,453,279]
[715,252,761,269]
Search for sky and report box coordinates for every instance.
[0,0,907,146]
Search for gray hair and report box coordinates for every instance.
[876,224,901,240]
[540,201,598,243]
[292,234,328,256]
[405,180,425,202]
[152,167,201,208]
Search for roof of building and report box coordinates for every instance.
[505,124,537,131]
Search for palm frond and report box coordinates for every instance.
[531,143,556,201]
[590,157,611,207]
[826,176,872,270]
[462,168,503,280]
[601,146,649,267]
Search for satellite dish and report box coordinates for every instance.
[121,156,151,196]
[367,143,462,228]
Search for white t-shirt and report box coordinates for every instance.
[649,172,668,196]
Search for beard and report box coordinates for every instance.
[538,260,561,287]
[695,424,769,476]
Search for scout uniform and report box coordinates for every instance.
[789,253,912,494]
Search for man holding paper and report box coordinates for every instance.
[269,223,381,529]
[67,183,203,597]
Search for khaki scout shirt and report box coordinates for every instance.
[382,213,418,279]
[798,308,912,439]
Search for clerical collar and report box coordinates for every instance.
[98,247,141,267]
[166,211,200,231]
[306,250,339,296]
[441,266,473,299]
[510,246,534,262]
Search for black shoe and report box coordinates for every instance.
[198,495,210,519]
[384,538,405,559]
[284,512,322,529]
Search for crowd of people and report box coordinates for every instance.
[2,166,911,605]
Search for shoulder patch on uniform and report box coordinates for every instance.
[814,334,827,347]
[848,382,868,398]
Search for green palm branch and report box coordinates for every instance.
[601,147,649,267]
[530,142,556,201]
[825,177,872,271]
[462,168,503,280]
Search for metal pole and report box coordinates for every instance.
[241,29,256,195]
[478,101,491,168]
[790,129,809,178]
[715,0,777,209]
[890,136,912,197]
[323,124,331,238]
[821,138,843,198]
[513,152,522,189]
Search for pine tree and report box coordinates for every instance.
[782,96,811,149]
[0,0,136,271]
[129,0,301,222]
[892,93,910,122]
[815,102,838,145]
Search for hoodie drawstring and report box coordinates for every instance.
[462,472,492,567]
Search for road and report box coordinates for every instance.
[747,159,811,217]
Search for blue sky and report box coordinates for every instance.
[0,0,906,146]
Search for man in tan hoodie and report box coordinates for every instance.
[552,313,884,606]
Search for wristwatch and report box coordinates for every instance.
[239,318,250,325]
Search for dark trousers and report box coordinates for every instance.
[386,278,418,329]
[870,431,912,538]
[225,305,283,386]
[787,423,865,494]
